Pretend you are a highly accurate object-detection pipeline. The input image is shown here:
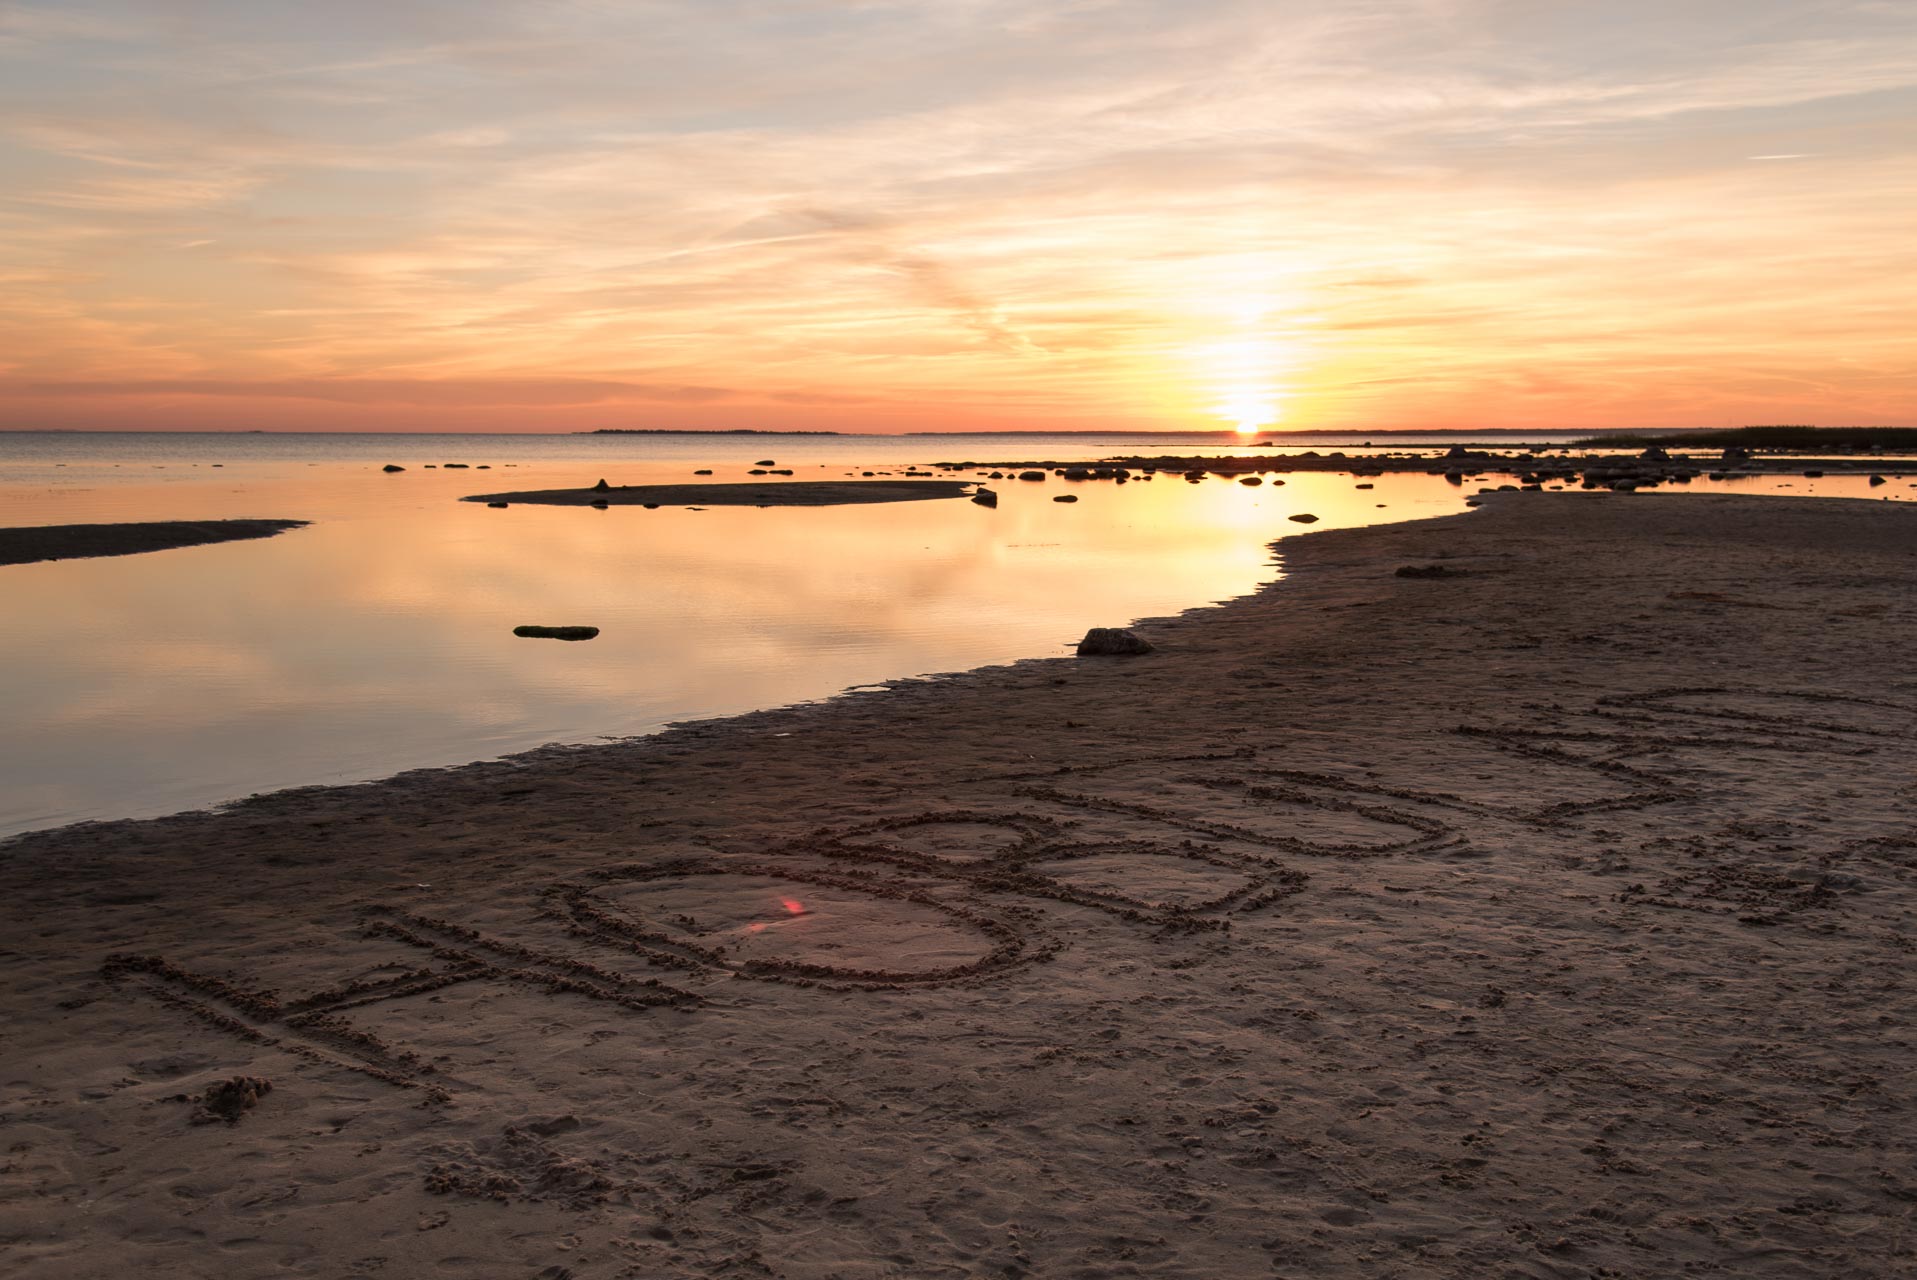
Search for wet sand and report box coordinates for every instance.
[3,493,1916,1278]
[0,519,308,566]
[462,479,973,506]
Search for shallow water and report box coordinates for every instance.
[1,431,1907,835]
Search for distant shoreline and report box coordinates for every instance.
[0,518,308,566]
[461,479,973,507]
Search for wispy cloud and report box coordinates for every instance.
[1,0,1914,430]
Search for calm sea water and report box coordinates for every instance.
[0,431,1902,836]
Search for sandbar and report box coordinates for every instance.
[3,493,1915,1277]
[0,518,309,566]
[462,479,974,506]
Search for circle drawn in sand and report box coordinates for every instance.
[806,816,1308,929]
[1022,848,1257,913]
[598,873,995,975]
[562,860,1044,988]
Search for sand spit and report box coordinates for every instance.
[4,494,1917,1278]
[0,519,309,567]
[462,480,973,507]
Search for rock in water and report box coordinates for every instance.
[1077,627,1153,656]
[971,488,998,507]
[1053,494,1078,503]
[486,501,508,509]
[514,625,600,641]
[382,464,405,473]
[1288,513,1320,523]
[1018,470,1046,481]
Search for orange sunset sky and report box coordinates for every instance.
[1,1,1913,434]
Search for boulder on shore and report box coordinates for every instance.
[1077,627,1154,656]
[513,625,600,641]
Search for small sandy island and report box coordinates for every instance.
[463,479,974,506]
[0,519,309,567]
[4,494,1916,1277]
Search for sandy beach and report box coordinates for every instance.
[4,492,1915,1279]
[0,520,309,567]
[462,480,975,507]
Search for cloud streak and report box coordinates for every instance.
[1,0,1914,431]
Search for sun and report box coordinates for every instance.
[1220,390,1280,435]
[1188,333,1291,435]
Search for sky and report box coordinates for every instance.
[1,1,1913,434]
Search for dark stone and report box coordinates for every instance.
[1287,513,1319,523]
[1063,468,1092,480]
[1239,476,1262,486]
[1077,627,1153,656]
[514,625,600,641]
[1870,475,1886,486]
[1639,446,1670,462]
[382,464,405,473]
[1053,494,1078,503]
[643,503,660,509]
[1018,470,1046,481]
[694,469,713,475]
[487,501,508,509]
[593,478,611,492]
[442,463,469,468]
[971,488,998,507]
[755,459,776,466]
[192,1076,272,1126]
[1803,470,1824,478]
